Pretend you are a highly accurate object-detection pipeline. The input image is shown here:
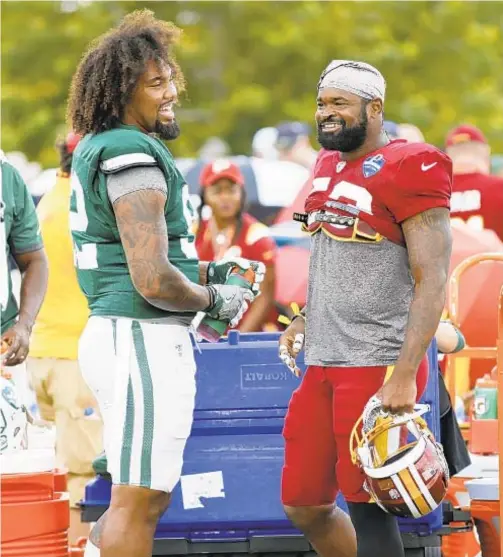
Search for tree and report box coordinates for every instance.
[2,1,502,167]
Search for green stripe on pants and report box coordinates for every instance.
[112,318,117,355]
[132,320,155,487]
[120,375,135,484]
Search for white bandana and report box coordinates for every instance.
[318,60,386,101]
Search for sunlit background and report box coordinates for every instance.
[2,0,503,176]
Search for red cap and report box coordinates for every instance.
[445,124,487,147]
[65,131,82,154]
[199,160,245,187]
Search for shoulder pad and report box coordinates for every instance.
[100,153,157,174]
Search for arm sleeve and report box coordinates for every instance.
[386,149,452,223]
[8,165,43,255]
[106,166,168,204]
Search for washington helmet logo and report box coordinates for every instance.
[363,154,385,178]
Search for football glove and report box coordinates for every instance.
[207,257,265,296]
[204,284,255,327]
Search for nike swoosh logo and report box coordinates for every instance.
[421,162,437,171]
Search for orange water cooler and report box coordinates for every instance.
[445,254,503,557]
[442,475,480,557]
[466,478,501,557]
[1,446,70,556]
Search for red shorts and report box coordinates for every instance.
[281,357,429,506]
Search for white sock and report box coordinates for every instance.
[84,540,100,557]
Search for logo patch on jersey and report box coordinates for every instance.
[362,154,385,178]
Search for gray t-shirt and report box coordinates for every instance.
[305,232,413,367]
[106,165,193,327]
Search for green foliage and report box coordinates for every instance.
[2,0,503,167]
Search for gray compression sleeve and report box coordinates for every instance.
[106,165,167,204]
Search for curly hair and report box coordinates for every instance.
[67,9,185,135]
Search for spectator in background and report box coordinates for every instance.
[384,121,425,143]
[383,120,400,139]
[491,154,503,178]
[1,151,48,398]
[434,319,471,477]
[275,121,318,170]
[446,124,503,241]
[396,123,425,143]
[199,136,230,160]
[196,160,278,332]
[26,132,102,544]
[252,127,279,160]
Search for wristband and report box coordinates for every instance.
[453,327,466,353]
[204,285,216,312]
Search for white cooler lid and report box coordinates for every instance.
[0,448,55,475]
[465,477,500,501]
[454,453,499,479]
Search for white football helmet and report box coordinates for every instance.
[350,396,449,519]
[0,376,28,454]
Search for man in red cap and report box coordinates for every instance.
[196,159,278,331]
[27,131,103,544]
[446,124,503,240]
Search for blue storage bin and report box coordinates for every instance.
[82,331,442,541]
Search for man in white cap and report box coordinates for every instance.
[278,60,453,556]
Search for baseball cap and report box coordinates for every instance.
[199,159,245,187]
[445,124,487,147]
[275,121,311,150]
[65,131,82,154]
[383,120,400,139]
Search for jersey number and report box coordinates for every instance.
[69,172,98,270]
[328,180,374,214]
[180,184,198,259]
[69,175,198,268]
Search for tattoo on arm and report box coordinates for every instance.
[397,207,452,374]
[113,190,209,311]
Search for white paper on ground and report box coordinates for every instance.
[180,471,225,509]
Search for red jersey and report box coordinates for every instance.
[303,139,452,246]
[196,212,276,264]
[196,213,278,331]
[450,172,503,241]
[301,140,452,367]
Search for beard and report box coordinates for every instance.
[154,118,180,141]
[316,107,368,152]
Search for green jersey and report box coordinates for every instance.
[0,154,44,332]
[70,125,199,320]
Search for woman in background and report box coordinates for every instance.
[196,160,277,332]
[435,320,471,476]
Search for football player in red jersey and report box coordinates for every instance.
[278,60,452,557]
[446,124,503,241]
[196,160,278,332]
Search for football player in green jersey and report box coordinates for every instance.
[1,152,48,376]
[67,10,264,557]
